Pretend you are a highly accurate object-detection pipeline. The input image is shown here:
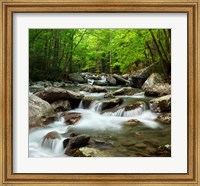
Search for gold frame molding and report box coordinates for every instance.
[0,0,199,185]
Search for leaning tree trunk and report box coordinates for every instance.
[149,29,169,78]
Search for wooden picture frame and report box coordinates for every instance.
[0,0,199,185]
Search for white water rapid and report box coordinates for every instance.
[29,93,161,158]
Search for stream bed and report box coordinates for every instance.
[29,85,171,157]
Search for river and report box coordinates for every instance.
[29,85,171,157]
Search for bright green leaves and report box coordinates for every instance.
[29,28,171,81]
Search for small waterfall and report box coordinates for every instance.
[103,104,147,117]
[71,109,126,131]
[89,101,103,113]
[41,137,64,154]
[136,110,160,129]
[88,79,94,85]
[103,108,125,117]
[133,92,145,98]
[124,103,147,117]
[78,100,83,109]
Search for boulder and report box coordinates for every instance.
[29,94,57,128]
[73,147,107,157]
[104,92,115,98]
[144,83,171,97]
[112,87,137,96]
[80,84,107,93]
[85,74,101,80]
[62,112,81,125]
[101,98,123,110]
[103,101,146,117]
[122,74,129,80]
[93,80,107,86]
[106,76,117,86]
[35,87,84,108]
[113,74,129,85]
[156,113,171,124]
[154,144,171,157]
[51,100,71,112]
[130,69,149,88]
[68,134,90,148]
[64,134,90,156]
[124,101,146,111]
[42,131,61,141]
[142,73,165,90]
[130,62,164,88]
[125,119,139,126]
[149,95,171,113]
[68,73,86,83]
[81,97,95,109]
[63,138,70,149]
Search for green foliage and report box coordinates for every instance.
[29,28,171,81]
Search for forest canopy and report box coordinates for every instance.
[29,29,171,81]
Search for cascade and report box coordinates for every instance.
[89,101,103,112]
[29,86,164,158]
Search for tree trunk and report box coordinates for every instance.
[109,31,112,74]
[146,41,154,64]
[149,29,168,77]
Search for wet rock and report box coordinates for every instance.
[149,95,171,113]
[130,69,150,88]
[68,73,86,83]
[144,83,171,97]
[112,87,137,96]
[102,101,146,117]
[86,75,101,80]
[69,134,90,148]
[80,84,107,93]
[63,138,70,149]
[125,119,139,126]
[51,100,71,112]
[156,113,171,124]
[130,62,165,88]
[101,98,123,110]
[64,134,90,156]
[73,147,107,157]
[29,94,57,128]
[35,87,84,108]
[113,74,129,85]
[62,112,81,125]
[70,132,81,137]
[43,131,61,140]
[122,74,129,80]
[124,101,146,111]
[104,92,115,98]
[106,76,117,86]
[155,144,171,157]
[93,80,107,86]
[81,97,95,109]
[142,73,165,90]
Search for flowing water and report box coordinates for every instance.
[29,85,171,157]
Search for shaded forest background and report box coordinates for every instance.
[29,29,171,81]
